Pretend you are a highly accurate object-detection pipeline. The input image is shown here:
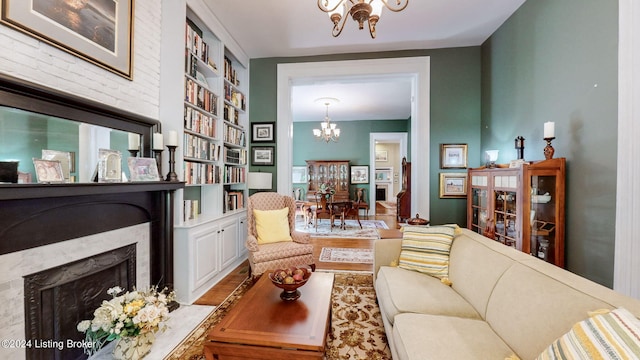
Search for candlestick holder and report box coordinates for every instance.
[128,150,139,158]
[165,145,179,182]
[543,137,555,160]
[153,149,163,176]
[515,136,525,160]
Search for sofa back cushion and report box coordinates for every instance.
[449,230,521,318]
[485,262,623,360]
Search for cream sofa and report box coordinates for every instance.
[373,228,640,360]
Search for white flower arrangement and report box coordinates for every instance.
[77,286,175,356]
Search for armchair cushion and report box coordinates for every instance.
[254,207,293,244]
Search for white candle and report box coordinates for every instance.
[153,133,163,150]
[128,133,139,150]
[167,130,179,146]
[544,122,555,138]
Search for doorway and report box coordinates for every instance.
[369,132,407,216]
[276,57,431,220]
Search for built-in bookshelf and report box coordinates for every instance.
[181,13,248,222]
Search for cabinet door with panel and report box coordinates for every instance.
[191,222,221,292]
[238,214,248,257]
[220,217,239,269]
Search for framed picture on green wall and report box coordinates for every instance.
[252,146,274,166]
[251,122,275,142]
[439,172,468,198]
[440,144,468,169]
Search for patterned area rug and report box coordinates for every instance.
[295,218,389,239]
[320,247,374,264]
[165,273,391,360]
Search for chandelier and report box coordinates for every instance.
[317,0,409,38]
[313,98,341,143]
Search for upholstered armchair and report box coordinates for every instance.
[245,192,315,279]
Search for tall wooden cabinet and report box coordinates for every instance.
[397,157,411,222]
[306,160,350,202]
[467,158,566,267]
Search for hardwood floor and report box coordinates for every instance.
[194,202,397,306]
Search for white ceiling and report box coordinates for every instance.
[203,0,526,122]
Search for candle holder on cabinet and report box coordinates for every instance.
[543,137,555,160]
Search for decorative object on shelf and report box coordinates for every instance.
[268,266,312,301]
[152,133,163,176]
[439,172,468,198]
[251,146,275,166]
[312,97,341,143]
[165,131,179,182]
[128,133,140,157]
[440,143,468,169]
[32,158,65,183]
[248,172,272,192]
[251,122,275,142]
[485,149,499,168]
[317,0,409,38]
[76,286,175,359]
[515,136,525,160]
[42,149,72,182]
[351,165,369,184]
[127,158,161,182]
[1,0,134,79]
[98,149,122,183]
[543,121,556,160]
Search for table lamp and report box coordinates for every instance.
[248,172,272,192]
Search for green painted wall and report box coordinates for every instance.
[481,0,618,286]
[292,119,409,204]
[250,47,481,226]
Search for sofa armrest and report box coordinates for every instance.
[374,238,403,280]
[291,231,310,244]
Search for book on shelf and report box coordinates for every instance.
[184,162,221,185]
[184,107,216,138]
[184,79,218,115]
[183,199,199,221]
[224,190,245,212]
[223,166,246,184]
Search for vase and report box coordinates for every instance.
[112,332,155,360]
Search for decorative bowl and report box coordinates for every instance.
[268,266,312,301]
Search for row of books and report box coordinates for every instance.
[183,199,200,221]
[184,106,216,138]
[185,22,209,64]
[223,56,240,86]
[224,190,245,212]
[224,83,246,111]
[223,123,246,146]
[224,166,245,184]
[224,148,247,165]
[185,78,218,115]
[223,103,239,125]
[183,133,221,161]
[184,161,221,185]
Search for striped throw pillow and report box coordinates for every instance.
[537,307,640,360]
[398,225,456,279]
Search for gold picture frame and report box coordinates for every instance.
[1,0,134,79]
[440,144,468,169]
[439,172,468,198]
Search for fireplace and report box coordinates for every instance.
[24,245,136,360]
[0,74,183,359]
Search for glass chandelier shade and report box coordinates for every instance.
[317,0,409,38]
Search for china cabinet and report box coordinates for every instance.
[305,160,350,202]
[467,158,565,267]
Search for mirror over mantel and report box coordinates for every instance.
[0,74,159,184]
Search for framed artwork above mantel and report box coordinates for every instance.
[1,0,134,79]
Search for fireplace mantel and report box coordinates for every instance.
[0,181,183,290]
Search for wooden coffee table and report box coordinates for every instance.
[204,271,335,360]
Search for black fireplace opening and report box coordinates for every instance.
[24,244,136,360]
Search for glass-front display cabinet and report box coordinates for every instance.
[521,157,566,267]
[306,160,350,202]
[467,158,566,267]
